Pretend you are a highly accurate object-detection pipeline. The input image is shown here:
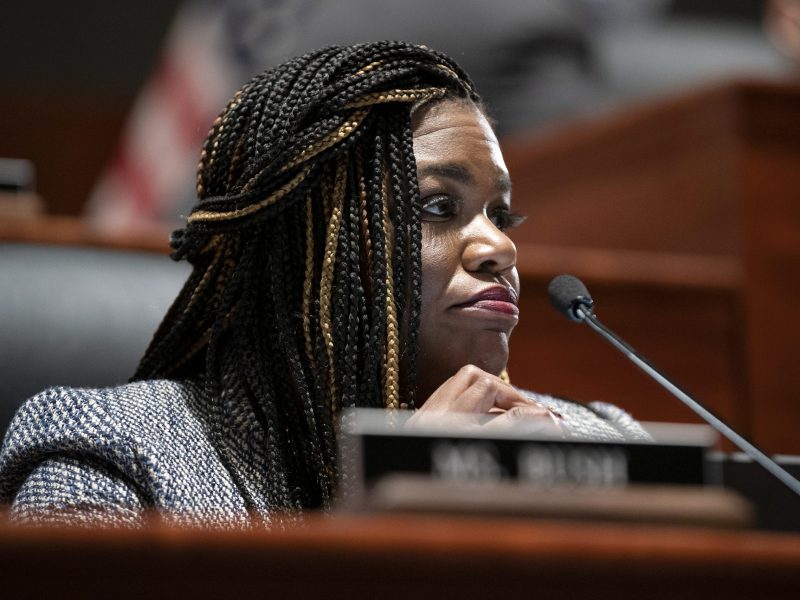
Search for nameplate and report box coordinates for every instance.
[339,409,715,496]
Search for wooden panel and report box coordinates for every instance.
[507,246,747,431]
[739,83,800,452]
[0,92,129,215]
[501,80,800,454]
[502,83,742,254]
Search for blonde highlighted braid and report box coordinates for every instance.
[134,42,479,511]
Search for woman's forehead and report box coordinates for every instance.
[411,98,494,139]
[411,98,508,182]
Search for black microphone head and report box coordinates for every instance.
[548,274,594,322]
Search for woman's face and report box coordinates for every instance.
[412,99,521,403]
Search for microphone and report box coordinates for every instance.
[547,274,594,322]
[548,273,800,498]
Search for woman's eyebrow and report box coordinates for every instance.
[417,163,473,184]
[417,163,512,194]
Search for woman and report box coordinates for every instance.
[0,42,647,528]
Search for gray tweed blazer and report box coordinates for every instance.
[0,379,650,528]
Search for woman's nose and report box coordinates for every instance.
[461,214,517,275]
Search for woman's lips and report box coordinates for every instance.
[467,299,519,316]
[453,286,519,317]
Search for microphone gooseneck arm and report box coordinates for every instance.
[550,274,800,498]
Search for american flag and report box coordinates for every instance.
[86,0,316,228]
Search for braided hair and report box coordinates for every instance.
[133,41,479,510]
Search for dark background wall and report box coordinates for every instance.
[0,1,181,214]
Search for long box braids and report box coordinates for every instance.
[133,41,479,510]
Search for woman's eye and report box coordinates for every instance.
[490,207,527,231]
[421,195,458,220]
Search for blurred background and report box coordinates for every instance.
[1,0,799,452]
[0,0,795,222]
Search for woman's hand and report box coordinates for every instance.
[407,365,564,435]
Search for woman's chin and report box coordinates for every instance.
[468,349,509,378]
[480,358,508,378]
[471,335,510,376]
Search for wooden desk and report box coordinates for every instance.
[0,214,172,253]
[1,514,798,598]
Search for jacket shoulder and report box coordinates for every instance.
[1,380,200,462]
[0,380,248,521]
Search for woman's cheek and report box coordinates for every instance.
[421,231,453,300]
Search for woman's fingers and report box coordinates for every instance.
[408,365,565,436]
[481,405,565,437]
[418,364,528,414]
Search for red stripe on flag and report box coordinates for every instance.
[110,145,157,216]
[154,59,213,150]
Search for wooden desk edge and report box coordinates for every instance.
[0,214,174,254]
[1,512,799,568]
